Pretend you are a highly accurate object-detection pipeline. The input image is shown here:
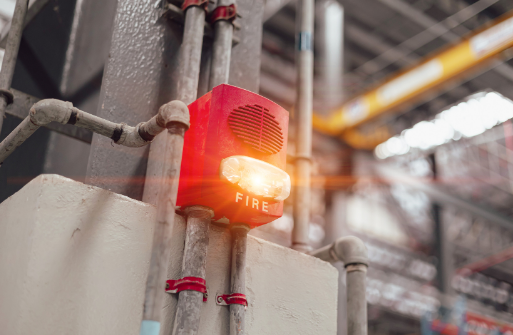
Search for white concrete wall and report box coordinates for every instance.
[0,175,338,335]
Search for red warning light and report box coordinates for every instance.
[177,84,290,228]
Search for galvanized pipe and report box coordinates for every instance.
[292,0,314,253]
[172,206,213,335]
[208,0,235,90]
[143,4,206,204]
[0,0,29,133]
[0,98,186,165]
[346,264,368,335]
[139,102,190,335]
[177,6,206,103]
[229,224,249,335]
[157,5,210,335]
[310,236,368,335]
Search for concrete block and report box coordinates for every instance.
[0,175,338,334]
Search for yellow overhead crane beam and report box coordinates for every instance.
[314,12,513,150]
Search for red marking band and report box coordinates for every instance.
[215,293,248,306]
[181,0,208,11]
[208,4,237,24]
[165,277,208,302]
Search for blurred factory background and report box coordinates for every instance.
[2,0,513,334]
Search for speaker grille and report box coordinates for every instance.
[228,104,284,154]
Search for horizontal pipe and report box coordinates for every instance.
[0,98,190,165]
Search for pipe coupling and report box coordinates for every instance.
[158,100,190,129]
[29,99,74,126]
[333,236,369,267]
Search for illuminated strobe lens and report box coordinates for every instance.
[219,156,291,201]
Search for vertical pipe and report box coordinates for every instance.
[316,0,344,112]
[292,0,314,253]
[171,7,209,335]
[140,120,189,335]
[172,206,213,335]
[141,5,206,335]
[310,237,368,335]
[229,224,249,335]
[177,6,206,104]
[208,0,235,90]
[346,265,368,335]
[0,0,29,133]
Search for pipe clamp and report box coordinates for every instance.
[181,0,208,11]
[165,277,208,302]
[345,264,367,273]
[0,89,13,105]
[208,4,237,24]
[216,293,247,307]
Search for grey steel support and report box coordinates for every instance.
[310,236,368,335]
[208,0,235,90]
[376,164,513,231]
[0,0,29,134]
[0,0,50,48]
[429,153,453,321]
[86,0,263,201]
[140,102,190,335]
[292,0,314,253]
[172,206,213,335]
[5,89,92,143]
[229,224,249,335]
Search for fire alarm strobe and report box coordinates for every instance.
[177,84,290,228]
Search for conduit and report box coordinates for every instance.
[140,102,190,335]
[292,0,314,253]
[208,0,236,90]
[0,99,187,165]
[172,206,213,335]
[166,2,209,335]
[310,236,369,335]
[0,0,29,133]
[207,2,249,334]
[229,224,249,335]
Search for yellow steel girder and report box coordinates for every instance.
[314,12,513,148]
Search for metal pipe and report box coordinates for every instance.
[0,98,186,165]
[177,6,206,104]
[0,0,29,133]
[291,0,314,253]
[346,264,368,335]
[310,236,368,335]
[208,0,235,90]
[162,5,209,335]
[139,102,190,335]
[142,4,206,206]
[172,206,213,335]
[229,224,249,335]
[316,0,344,112]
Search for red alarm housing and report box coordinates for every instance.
[177,84,289,228]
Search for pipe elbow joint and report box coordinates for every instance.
[333,236,368,267]
[158,100,190,129]
[30,99,74,126]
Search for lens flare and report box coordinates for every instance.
[219,156,291,201]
